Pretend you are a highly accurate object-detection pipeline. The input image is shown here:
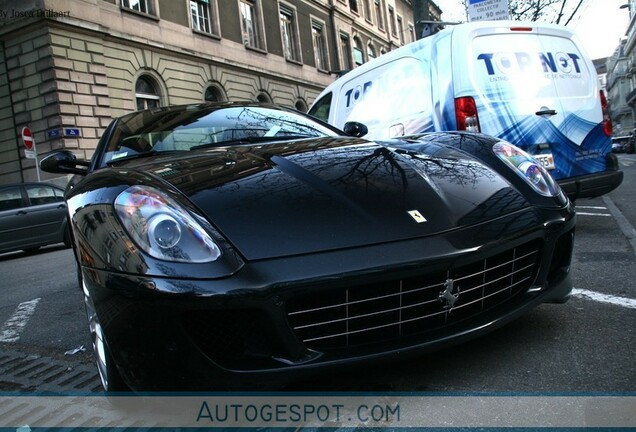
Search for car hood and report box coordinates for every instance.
[129,137,529,260]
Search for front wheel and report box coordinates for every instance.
[81,272,129,392]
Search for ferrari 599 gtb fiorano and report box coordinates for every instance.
[40,103,575,391]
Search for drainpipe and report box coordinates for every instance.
[0,39,25,182]
[328,0,341,72]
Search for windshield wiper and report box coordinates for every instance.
[106,150,184,165]
[190,135,315,150]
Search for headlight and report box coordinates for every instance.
[493,141,560,197]
[114,185,221,263]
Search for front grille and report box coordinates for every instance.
[287,241,540,350]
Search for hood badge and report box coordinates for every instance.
[407,210,427,223]
[439,278,460,310]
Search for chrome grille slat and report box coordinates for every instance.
[459,262,535,295]
[287,280,443,316]
[286,241,541,349]
[453,250,537,284]
[293,297,441,331]
[303,308,449,343]
[452,275,532,310]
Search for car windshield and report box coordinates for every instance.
[101,105,339,166]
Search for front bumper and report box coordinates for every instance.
[82,206,575,391]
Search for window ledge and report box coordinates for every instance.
[286,58,303,66]
[192,29,221,41]
[120,7,160,21]
[245,45,268,55]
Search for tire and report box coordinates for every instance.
[63,225,72,248]
[81,270,129,392]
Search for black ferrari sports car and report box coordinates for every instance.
[41,102,575,392]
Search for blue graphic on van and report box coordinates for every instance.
[477,52,582,75]
[344,81,373,108]
[497,114,609,180]
[437,87,610,181]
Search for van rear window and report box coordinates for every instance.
[466,33,592,102]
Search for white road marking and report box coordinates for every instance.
[575,205,611,217]
[0,298,41,343]
[572,289,636,309]
[576,212,611,217]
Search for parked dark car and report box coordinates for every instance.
[0,182,70,254]
[40,102,575,392]
[611,136,629,153]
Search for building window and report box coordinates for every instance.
[408,23,415,43]
[280,5,301,62]
[367,44,376,60]
[204,84,226,102]
[397,15,404,44]
[340,33,353,71]
[122,0,155,15]
[353,37,364,66]
[363,0,372,21]
[312,21,329,71]
[388,6,396,36]
[374,0,384,30]
[349,0,358,13]
[135,76,161,111]
[239,0,264,49]
[256,92,272,103]
[190,0,219,35]
[295,99,308,112]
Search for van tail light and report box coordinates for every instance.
[455,96,481,133]
[599,90,613,137]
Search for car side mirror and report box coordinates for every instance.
[40,150,90,176]
[343,121,369,138]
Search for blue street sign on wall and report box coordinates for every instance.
[64,128,81,137]
[47,129,61,139]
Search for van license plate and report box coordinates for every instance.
[534,154,555,170]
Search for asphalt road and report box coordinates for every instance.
[1,154,635,393]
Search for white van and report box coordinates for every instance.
[309,21,622,199]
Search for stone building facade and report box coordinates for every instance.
[606,0,636,138]
[0,0,418,184]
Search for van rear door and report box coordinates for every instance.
[457,24,608,181]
